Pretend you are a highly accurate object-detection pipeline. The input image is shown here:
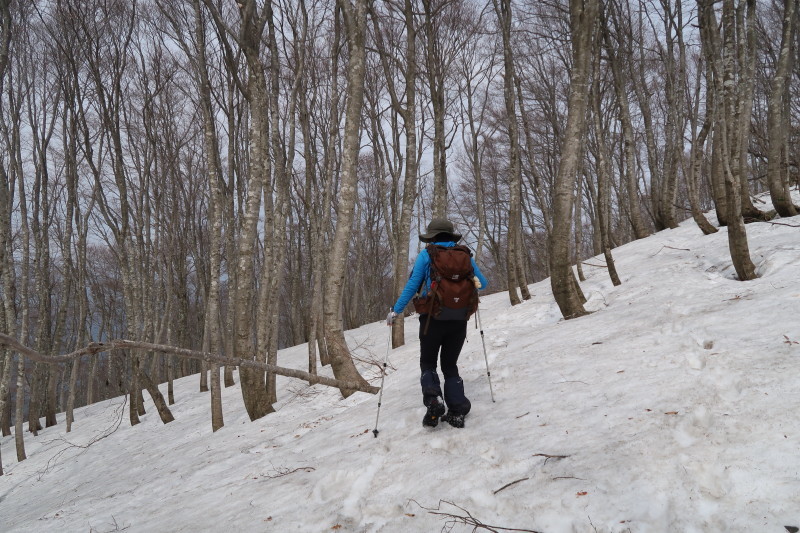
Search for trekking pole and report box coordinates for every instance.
[476,308,495,402]
[372,327,393,438]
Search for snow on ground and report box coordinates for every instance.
[2,194,800,532]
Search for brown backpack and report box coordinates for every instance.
[413,244,479,322]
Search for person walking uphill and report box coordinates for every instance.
[387,218,488,429]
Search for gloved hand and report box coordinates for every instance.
[473,276,482,289]
[386,309,398,326]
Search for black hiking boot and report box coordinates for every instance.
[422,397,446,427]
[442,411,465,428]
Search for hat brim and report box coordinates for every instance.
[420,231,462,243]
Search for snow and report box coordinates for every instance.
[2,195,800,532]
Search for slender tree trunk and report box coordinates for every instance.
[322,0,372,397]
[600,4,649,239]
[14,354,24,460]
[422,0,448,217]
[702,0,756,280]
[735,0,763,221]
[549,0,597,319]
[767,0,799,217]
[190,0,226,430]
[383,0,420,350]
[493,0,523,306]
[590,57,622,286]
[656,0,683,231]
[574,172,586,282]
[261,0,293,405]
[685,55,718,235]
[0,345,10,440]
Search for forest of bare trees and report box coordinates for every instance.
[1,0,798,473]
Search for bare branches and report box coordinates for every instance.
[37,396,128,480]
[411,499,543,533]
[649,245,691,257]
[768,221,800,228]
[260,464,316,479]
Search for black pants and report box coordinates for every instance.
[419,316,471,416]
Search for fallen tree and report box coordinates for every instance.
[0,333,380,395]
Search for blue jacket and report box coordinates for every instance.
[393,241,488,314]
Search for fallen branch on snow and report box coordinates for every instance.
[532,453,570,465]
[410,499,542,533]
[493,478,529,494]
[768,221,800,228]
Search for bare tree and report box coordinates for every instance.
[370,0,421,349]
[549,0,597,319]
[0,0,13,474]
[600,0,650,239]
[493,0,524,305]
[589,36,621,286]
[684,50,719,235]
[202,0,277,420]
[700,0,757,280]
[322,0,373,396]
[767,0,799,216]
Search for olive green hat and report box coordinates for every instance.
[419,218,462,243]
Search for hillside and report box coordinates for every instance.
[2,197,800,532]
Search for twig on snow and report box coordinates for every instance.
[493,478,529,494]
[261,465,315,479]
[768,221,800,228]
[532,453,570,465]
[410,499,542,533]
[650,245,690,257]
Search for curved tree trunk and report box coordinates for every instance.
[590,57,621,287]
[322,0,372,397]
[549,0,598,319]
[549,0,597,320]
[685,47,718,236]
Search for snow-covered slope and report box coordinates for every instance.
[2,196,800,532]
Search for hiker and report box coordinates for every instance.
[387,218,488,428]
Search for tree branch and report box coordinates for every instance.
[410,499,543,533]
[0,334,379,395]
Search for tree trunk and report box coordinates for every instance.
[767,0,799,217]
[322,0,372,397]
[600,3,649,239]
[384,0,420,350]
[549,0,597,320]
[422,0,448,217]
[702,0,757,280]
[735,0,763,221]
[685,54,719,235]
[493,0,524,306]
[590,63,622,287]
[15,354,25,461]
